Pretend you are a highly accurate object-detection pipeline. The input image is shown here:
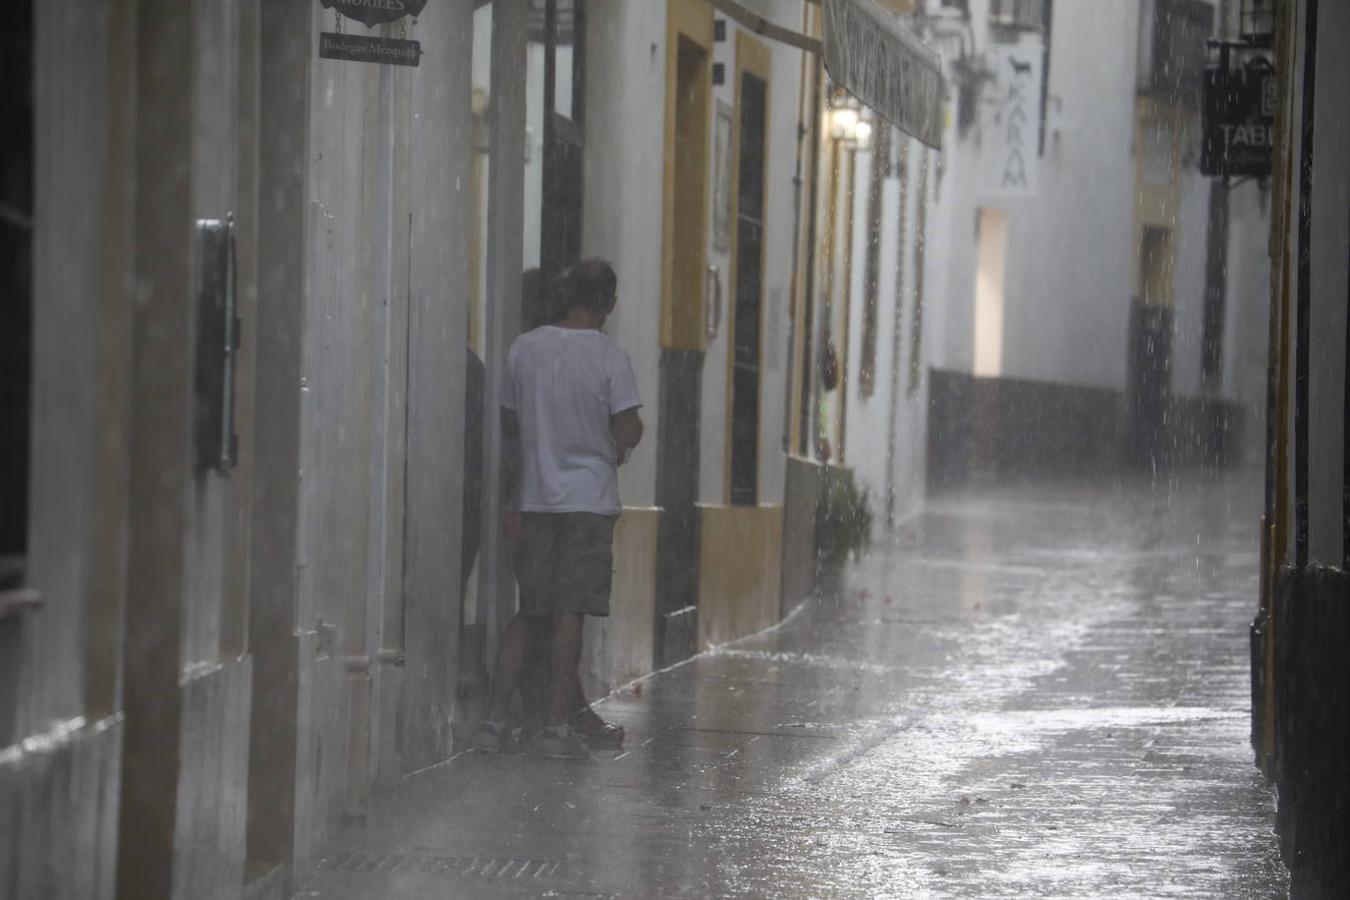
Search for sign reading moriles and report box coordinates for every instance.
[321,0,428,28]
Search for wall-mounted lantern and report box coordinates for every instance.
[827,96,874,150]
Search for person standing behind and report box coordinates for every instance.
[475,259,643,758]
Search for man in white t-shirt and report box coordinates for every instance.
[475,260,643,758]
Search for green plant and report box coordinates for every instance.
[815,471,873,567]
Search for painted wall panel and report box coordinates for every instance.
[698,504,784,648]
[1307,0,1350,565]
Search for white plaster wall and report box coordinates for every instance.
[925,121,967,373]
[1225,181,1272,461]
[844,139,931,527]
[844,151,890,499]
[524,43,546,270]
[294,0,473,866]
[930,0,1141,392]
[1170,167,1217,399]
[998,1,1139,391]
[585,1,804,510]
[582,2,666,509]
[892,147,933,520]
[702,18,735,507]
[298,34,375,859]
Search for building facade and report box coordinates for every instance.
[1251,0,1349,895]
[3,1,924,897]
[908,0,1271,490]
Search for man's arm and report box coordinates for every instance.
[611,407,644,462]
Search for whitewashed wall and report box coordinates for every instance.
[583,1,805,510]
[294,0,472,873]
[931,0,1142,393]
[582,2,665,509]
[844,138,932,526]
[1226,181,1273,459]
[713,0,805,508]
[1171,167,1220,398]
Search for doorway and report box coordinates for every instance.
[655,3,712,666]
[540,0,586,281]
[973,207,1008,379]
[1129,225,1175,464]
[0,0,31,745]
[729,64,769,506]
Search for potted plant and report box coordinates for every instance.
[814,469,873,570]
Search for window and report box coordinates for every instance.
[989,0,1047,32]
[1139,0,1215,108]
[537,0,586,280]
[1239,0,1275,43]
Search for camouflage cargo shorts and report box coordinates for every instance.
[513,512,618,617]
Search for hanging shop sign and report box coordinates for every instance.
[319,32,422,67]
[320,0,428,29]
[979,45,1043,199]
[822,0,944,149]
[1201,55,1275,178]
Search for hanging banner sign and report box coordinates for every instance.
[822,0,944,149]
[319,32,422,67]
[979,45,1043,199]
[1201,56,1275,178]
[320,0,428,29]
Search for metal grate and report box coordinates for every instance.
[528,0,575,44]
[1239,0,1275,42]
[988,0,1046,31]
[323,848,562,881]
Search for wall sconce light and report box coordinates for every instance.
[853,119,873,150]
[830,107,859,140]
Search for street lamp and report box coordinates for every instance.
[828,103,874,150]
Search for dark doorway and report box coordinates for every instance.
[654,30,711,666]
[539,0,585,282]
[0,2,33,574]
[0,0,33,747]
[1128,226,1175,465]
[730,71,767,506]
[1200,181,1230,388]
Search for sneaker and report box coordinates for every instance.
[529,723,591,759]
[473,719,511,753]
[571,708,625,750]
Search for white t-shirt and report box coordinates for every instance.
[503,325,642,515]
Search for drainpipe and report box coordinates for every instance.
[798,5,825,458]
[783,0,813,453]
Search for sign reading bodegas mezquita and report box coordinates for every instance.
[320,0,428,28]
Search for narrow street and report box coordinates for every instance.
[303,470,1286,898]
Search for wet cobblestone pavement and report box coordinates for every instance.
[302,472,1288,898]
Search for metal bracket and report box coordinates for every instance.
[193,214,240,474]
[706,265,723,341]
